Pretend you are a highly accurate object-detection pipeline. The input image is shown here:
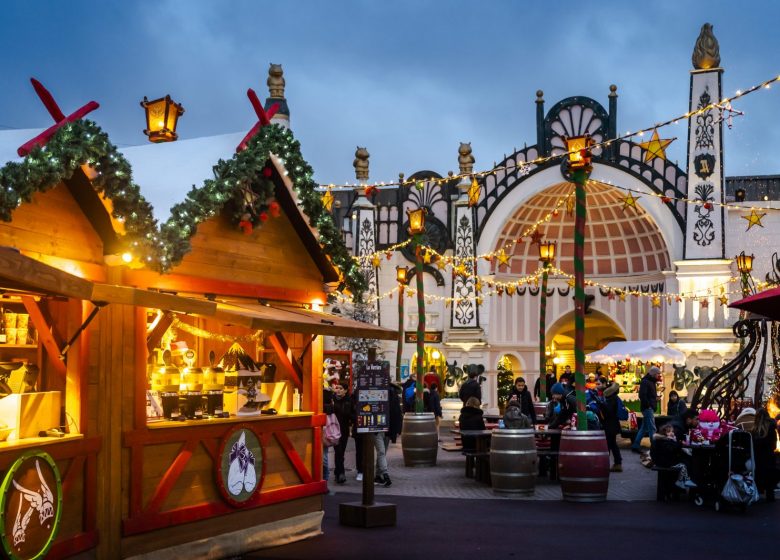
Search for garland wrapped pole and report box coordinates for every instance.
[407,208,427,413]
[538,241,555,401]
[395,267,409,382]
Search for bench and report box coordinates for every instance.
[441,443,463,452]
[651,466,682,502]
[537,450,559,481]
[463,450,490,483]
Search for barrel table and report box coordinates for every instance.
[490,428,537,496]
[558,430,609,502]
[401,412,438,467]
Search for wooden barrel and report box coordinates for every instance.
[533,402,548,421]
[401,413,438,467]
[490,428,537,496]
[558,430,609,502]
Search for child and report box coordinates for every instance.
[651,423,697,490]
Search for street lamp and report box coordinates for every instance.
[565,135,593,430]
[736,251,755,296]
[407,207,427,412]
[538,241,556,401]
[141,95,184,143]
[395,266,409,382]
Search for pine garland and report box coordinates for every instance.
[0,120,365,294]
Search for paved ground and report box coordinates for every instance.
[326,426,657,501]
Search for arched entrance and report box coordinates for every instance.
[497,354,522,412]
[546,309,626,376]
[411,346,446,388]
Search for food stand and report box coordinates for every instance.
[0,114,396,558]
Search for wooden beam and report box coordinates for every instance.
[90,284,216,315]
[0,248,94,299]
[268,332,303,390]
[144,439,197,515]
[21,295,67,378]
[146,312,173,356]
[274,431,313,484]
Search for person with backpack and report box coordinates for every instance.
[599,379,623,472]
[331,382,352,484]
[402,372,417,412]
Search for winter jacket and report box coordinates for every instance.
[387,384,403,443]
[428,388,443,418]
[332,394,352,435]
[546,391,576,429]
[503,402,532,429]
[459,406,486,451]
[323,387,334,415]
[533,374,557,401]
[508,386,536,422]
[650,433,687,468]
[600,383,621,437]
[638,373,658,412]
[401,378,417,412]
[752,426,779,491]
[459,378,482,404]
[667,399,688,418]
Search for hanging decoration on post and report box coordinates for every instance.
[621,193,639,212]
[321,188,335,212]
[741,209,766,231]
[467,178,481,207]
[637,129,675,162]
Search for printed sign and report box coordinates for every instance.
[216,427,264,507]
[355,361,390,433]
[0,451,62,560]
[404,331,443,343]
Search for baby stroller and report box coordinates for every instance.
[691,429,758,511]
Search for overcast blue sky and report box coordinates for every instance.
[1,1,778,185]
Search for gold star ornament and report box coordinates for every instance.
[741,209,766,231]
[423,251,432,264]
[622,193,640,212]
[321,188,335,211]
[496,249,510,267]
[371,255,381,268]
[718,295,729,306]
[638,129,675,162]
[651,296,661,308]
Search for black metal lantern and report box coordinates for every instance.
[141,95,184,143]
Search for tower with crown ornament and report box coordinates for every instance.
[352,147,380,323]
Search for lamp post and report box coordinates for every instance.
[395,266,409,382]
[140,95,184,143]
[407,207,427,413]
[538,241,556,401]
[565,135,593,430]
[735,251,755,296]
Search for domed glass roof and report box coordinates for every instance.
[494,181,670,277]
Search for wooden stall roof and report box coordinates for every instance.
[0,246,216,315]
[198,300,398,341]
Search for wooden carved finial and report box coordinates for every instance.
[353,147,370,181]
[458,142,475,175]
[267,63,285,98]
[692,23,720,70]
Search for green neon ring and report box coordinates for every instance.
[0,450,63,560]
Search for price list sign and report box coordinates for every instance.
[355,361,390,433]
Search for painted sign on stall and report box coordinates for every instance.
[217,427,265,507]
[0,451,62,560]
[355,361,390,433]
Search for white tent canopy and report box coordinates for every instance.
[586,339,685,365]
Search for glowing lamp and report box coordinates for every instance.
[538,241,556,266]
[121,252,133,264]
[396,266,410,285]
[735,251,754,275]
[734,188,746,202]
[431,349,441,360]
[407,207,427,235]
[141,95,184,143]
[565,135,593,169]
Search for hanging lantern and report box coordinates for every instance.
[565,135,594,169]
[396,266,410,285]
[407,207,427,235]
[321,188,335,211]
[467,178,481,207]
[140,95,184,143]
[538,241,556,267]
[735,251,754,275]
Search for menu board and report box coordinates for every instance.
[355,361,390,433]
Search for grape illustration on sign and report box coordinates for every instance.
[217,427,264,506]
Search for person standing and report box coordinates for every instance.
[632,366,661,453]
[750,408,778,502]
[459,367,482,404]
[331,382,353,484]
[534,369,557,402]
[402,372,417,412]
[322,382,334,482]
[600,379,622,472]
[428,382,443,438]
[374,382,402,487]
[508,377,536,423]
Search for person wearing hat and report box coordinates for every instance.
[546,382,575,429]
[585,373,597,391]
[503,395,532,429]
[736,407,756,431]
[632,366,662,453]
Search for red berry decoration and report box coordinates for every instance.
[259,211,269,222]
[262,166,273,178]
[703,202,712,210]
[269,201,281,217]
[661,196,671,204]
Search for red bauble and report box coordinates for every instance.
[262,167,273,178]
[269,201,281,217]
[661,196,671,204]
[703,202,712,210]
[238,220,253,235]
[259,212,269,222]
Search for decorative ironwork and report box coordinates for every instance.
[543,97,609,158]
[692,183,716,246]
[400,212,450,263]
[766,251,780,286]
[452,214,477,326]
[690,319,764,417]
[694,87,715,150]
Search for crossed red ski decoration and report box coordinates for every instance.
[235,88,279,153]
[17,78,100,157]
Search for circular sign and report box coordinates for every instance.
[0,451,62,560]
[216,426,264,507]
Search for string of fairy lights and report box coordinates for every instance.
[319,71,780,191]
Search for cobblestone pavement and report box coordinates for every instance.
[326,427,658,501]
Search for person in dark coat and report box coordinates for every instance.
[331,382,353,484]
[459,367,482,404]
[401,372,417,412]
[632,366,660,452]
[546,382,575,429]
[667,390,688,419]
[533,370,557,402]
[428,383,443,438]
[374,382,403,487]
[508,377,536,423]
[458,396,485,451]
[503,396,532,428]
[322,383,335,481]
[600,381,623,471]
[751,408,779,502]
[651,424,696,489]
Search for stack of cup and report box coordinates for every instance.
[16,314,29,345]
[4,313,17,345]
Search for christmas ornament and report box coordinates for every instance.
[268,201,281,218]
[530,230,543,245]
[415,180,425,191]
[619,292,627,302]
[423,251,432,264]
[259,211,269,222]
[436,259,447,270]
[607,290,615,301]
[467,178,481,207]
[475,280,482,292]
[262,166,273,178]
[321,188,335,211]
[364,185,377,197]
[661,196,672,204]
[741,209,766,230]
[700,298,709,309]
[651,296,661,308]
[371,255,381,268]
[638,129,675,162]
[718,295,729,306]
[506,284,516,296]
[238,213,253,235]
[621,193,639,211]
[496,249,510,267]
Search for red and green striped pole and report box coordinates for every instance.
[396,282,405,383]
[414,237,426,413]
[572,167,589,430]
[539,266,549,400]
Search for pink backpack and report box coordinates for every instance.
[323,414,341,447]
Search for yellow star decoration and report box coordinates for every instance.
[496,249,510,267]
[619,292,627,302]
[423,251,432,264]
[741,209,766,231]
[638,129,675,162]
[475,280,482,292]
[622,193,640,212]
[371,255,381,268]
[476,297,484,305]
[651,296,661,308]
[468,178,481,207]
[567,279,575,287]
[321,188,335,211]
[718,295,729,306]
[506,285,516,296]
[454,264,468,277]
[436,258,447,270]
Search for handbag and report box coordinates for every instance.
[720,430,760,505]
[323,413,341,447]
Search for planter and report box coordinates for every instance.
[490,428,537,496]
[558,430,609,502]
[401,412,438,467]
